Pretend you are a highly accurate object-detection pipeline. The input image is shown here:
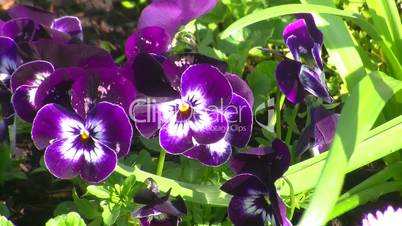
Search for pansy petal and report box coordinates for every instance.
[28,39,116,69]
[159,117,194,154]
[224,93,253,147]
[225,74,254,107]
[228,195,272,226]
[71,67,136,118]
[2,18,36,42]
[51,16,83,41]
[312,43,323,70]
[80,142,118,183]
[275,60,304,104]
[271,139,291,181]
[181,64,232,107]
[133,206,161,218]
[125,26,170,60]
[163,53,228,90]
[0,36,18,87]
[138,1,182,36]
[311,107,339,153]
[298,65,332,103]
[295,125,313,156]
[154,199,187,217]
[221,173,268,196]
[12,85,37,122]
[183,139,231,166]
[86,102,133,157]
[8,4,55,26]
[134,98,180,138]
[10,60,54,92]
[175,0,218,23]
[132,53,178,97]
[230,140,290,181]
[297,14,323,45]
[34,67,86,109]
[32,103,83,150]
[190,111,228,144]
[44,137,83,180]
[283,18,315,56]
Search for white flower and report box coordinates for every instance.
[362,206,402,226]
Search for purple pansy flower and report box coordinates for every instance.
[6,4,83,43]
[0,36,20,135]
[125,26,171,60]
[10,60,55,122]
[296,106,339,156]
[276,14,332,104]
[131,52,227,97]
[31,102,133,183]
[138,0,218,37]
[132,185,187,226]
[221,139,292,226]
[133,64,232,154]
[132,53,253,166]
[0,36,19,88]
[125,0,218,59]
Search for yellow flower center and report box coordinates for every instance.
[179,103,190,113]
[80,129,90,140]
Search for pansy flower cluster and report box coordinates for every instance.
[1,4,136,183]
[128,0,254,167]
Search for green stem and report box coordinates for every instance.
[115,163,230,206]
[285,104,299,144]
[156,149,166,176]
[282,176,296,220]
[328,181,402,220]
[338,162,402,201]
[275,93,285,139]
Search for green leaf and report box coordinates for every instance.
[0,216,14,226]
[45,212,86,226]
[54,201,77,216]
[73,190,100,220]
[298,71,402,226]
[366,0,402,60]
[101,202,121,226]
[0,202,9,217]
[121,175,136,197]
[87,185,111,199]
[247,61,277,108]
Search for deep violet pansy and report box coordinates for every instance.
[132,53,253,166]
[125,0,218,59]
[137,0,218,37]
[221,139,292,226]
[276,14,332,104]
[31,102,133,183]
[125,26,171,60]
[132,185,187,226]
[133,64,232,155]
[295,106,339,156]
[131,52,227,97]
[7,4,83,42]
[10,60,55,122]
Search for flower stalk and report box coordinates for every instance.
[156,149,166,176]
